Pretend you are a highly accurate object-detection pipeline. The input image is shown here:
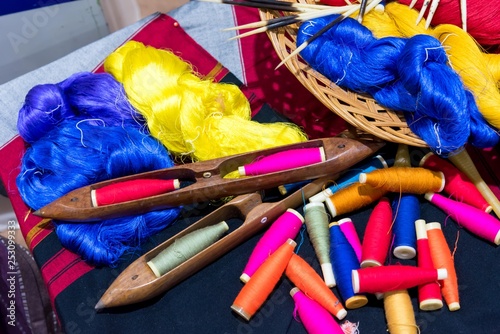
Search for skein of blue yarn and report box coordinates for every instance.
[297,15,499,157]
[17,119,181,266]
[17,72,144,143]
[16,72,180,266]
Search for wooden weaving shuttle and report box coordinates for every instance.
[34,137,383,222]
[95,176,331,309]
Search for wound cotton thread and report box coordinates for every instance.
[425,192,500,245]
[232,239,296,321]
[361,197,393,267]
[309,155,388,202]
[324,183,387,218]
[290,287,345,334]
[359,167,445,194]
[426,222,460,311]
[240,209,304,283]
[304,202,336,287]
[147,221,229,277]
[285,253,347,320]
[238,147,325,176]
[352,265,447,294]
[391,194,419,259]
[415,219,443,311]
[420,152,491,212]
[92,178,180,207]
[338,218,362,262]
[329,222,368,309]
[383,289,419,334]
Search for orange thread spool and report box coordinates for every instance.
[426,223,460,311]
[324,182,387,218]
[231,239,296,320]
[285,253,347,320]
[359,167,445,194]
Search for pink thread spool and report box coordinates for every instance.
[415,219,443,311]
[290,287,344,334]
[238,147,325,176]
[420,152,491,212]
[352,265,447,294]
[91,178,180,207]
[338,218,362,263]
[240,208,304,283]
[360,197,392,268]
[425,192,500,245]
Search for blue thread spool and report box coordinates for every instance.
[329,222,368,309]
[392,193,420,259]
[309,155,387,202]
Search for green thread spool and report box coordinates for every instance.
[147,221,229,277]
[304,202,336,287]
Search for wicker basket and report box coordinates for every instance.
[259,1,427,147]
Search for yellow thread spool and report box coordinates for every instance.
[384,290,419,334]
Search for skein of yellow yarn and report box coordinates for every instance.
[104,41,307,161]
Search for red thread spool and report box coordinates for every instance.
[91,178,180,206]
[238,147,325,176]
[285,253,347,320]
[352,265,447,294]
[290,288,344,334]
[415,219,443,311]
[231,239,296,321]
[425,193,500,245]
[361,197,392,268]
[420,152,491,212]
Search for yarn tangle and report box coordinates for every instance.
[297,13,498,157]
[103,41,307,162]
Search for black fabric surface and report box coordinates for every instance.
[52,144,500,334]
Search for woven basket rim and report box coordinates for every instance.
[259,1,427,147]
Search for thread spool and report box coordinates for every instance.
[304,202,336,287]
[240,209,304,283]
[426,223,460,311]
[383,290,418,334]
[447,149,500,217]
[391,194,419,259]
[393,144,411,168]
[425,192,500,245]
[324,183,387,218]
[147,221,229,277]
[359,167,445,194]
[329,222,368,309]
[352,265,447,294]
[238,147,325,176]
[415,219,443,311]
[231,239,296,321]
[285,253,347,320]
[309,155,388,202]
[91,178,180,207]
[278,180,311,196]
[420,152,491,212]
[338,218,362,262]
[361,197,393,267]
[290,287,345,334]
